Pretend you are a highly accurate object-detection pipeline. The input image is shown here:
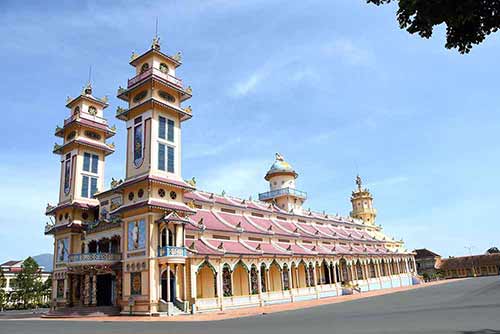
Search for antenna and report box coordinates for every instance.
[155,17,159,38]
[88,65,92,85]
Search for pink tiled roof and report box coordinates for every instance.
[215,212,263,234]
[277,242,315,255]
[190,210,237,232]
[271,219,301,235]
[205,239,260,255]
[243,241,290,255]
[187,239,223,256]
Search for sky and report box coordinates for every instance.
[1,0,499,263]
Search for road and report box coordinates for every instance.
[1,276,500,334]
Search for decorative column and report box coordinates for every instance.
[183,264,187,302]
[91,273,97,306]
[257,268,263,306]
[166,264,171,303]
[84,274,90,305]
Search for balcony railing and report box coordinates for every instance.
[127,67,183,89]
[68,252,122,263]
[64,111,108,126]
[158,246,187,257]
[258,187,307,201]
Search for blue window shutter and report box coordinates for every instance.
[159,116,166,139]
[90,177,98,197]
[158,144,165,171]
[167,119,174,142]
[83,153,91,172]
[167,146,174,173]
[81,176,89,198]
[91,154,98,174]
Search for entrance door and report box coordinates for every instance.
[96,274,113,306]
[161,270,176,302]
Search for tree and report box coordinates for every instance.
[15,257,42,308]
[366,0,500,54]
[486,247,500,254]
[0,268,7,311]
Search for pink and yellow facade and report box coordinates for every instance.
[45,37,417,316]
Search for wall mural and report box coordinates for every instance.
[128,220,146,251]
[57,238,69,262]
[131,272,142,295]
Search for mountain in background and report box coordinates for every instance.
[32,253,53,272]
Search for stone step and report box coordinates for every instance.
[43,306,120,318]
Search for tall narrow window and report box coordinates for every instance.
[167,146,175,173]
[64,154,71,194]
[133,117,143,167]
[90,177,98,197]
[159,116,166,139]
[81,175,89,198]
[167,119,174,142]
[158,143,166,171]
[83,153,91,172]
[91,154,98,173]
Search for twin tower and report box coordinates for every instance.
[48,37,376,228]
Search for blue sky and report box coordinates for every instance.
[1,0,499,263]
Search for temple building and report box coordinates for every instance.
[44,36,417,316]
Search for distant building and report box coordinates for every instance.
[0,260,51,296]
[413,249,441,279]
[436,254,500,279]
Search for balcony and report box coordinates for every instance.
[68,252,121,264]
[158,246,187,258]
[128,67,183,89]
[258,187,307,201]
[64,111,108,126]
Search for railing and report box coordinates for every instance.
[68,252,122,263]
[158,246,187,257]
[127,67,183,89]
[258,187,307,201]
[64,111,108,126]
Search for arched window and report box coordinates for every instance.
[381,260,387,276]
[308,263,315,287]
[322,261,331,284]
[356,261,364,280]
[369,261,376,278]
[140,63,150,73]
[250,265,258,294]
[339,258,349,282]
[260,263,267,292]
[222,264,232,297]
[88,106,97,115]
[74,106,80,115]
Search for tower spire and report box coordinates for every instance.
[152,17,161,50]
[84,66,93,95]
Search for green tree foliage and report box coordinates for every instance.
[15,257,42,308]
[0,268,7,311]
[366,0,500,53]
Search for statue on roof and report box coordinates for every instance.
[275,152,285,161]
[152,36,161,50]
[356,174,362,191]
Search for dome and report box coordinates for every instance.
[265,153,298,180]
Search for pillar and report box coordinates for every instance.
[166,264,171,302]
[91,273,97,306]
[84,274,90,305]
[183,264,187,301]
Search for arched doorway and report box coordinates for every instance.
[322,261,331,284]
[339,258,349,283]
[269,262,282,292]
[260,263,267,292]
[297,262,307,288]
[196,262,216,298]
[381,260,387,277]
[282,264,290,290]
[250,265,259,294]
[222,264,232,297]
[161,269,176,302]
[356,261,364,280]
[233,261,250,296]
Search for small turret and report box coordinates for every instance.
[350,175,377,224]
[258,153,306,212]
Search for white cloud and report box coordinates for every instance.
[231,71,266,97]
[323,38,375,67]
[196,159,267,198]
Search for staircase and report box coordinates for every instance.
[157,299,188,316]
[43,306,121,318]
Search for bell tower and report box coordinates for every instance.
[116,35,192,182]
[258,153,307,212]
[350,175,377,224]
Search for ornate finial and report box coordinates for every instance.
[355,174,362,191]
[185,86,192,94]
[187,200,196,209]
[66,96,72,103]
[108,142,115,149]
[116,106,126,116]
[53,143,61,151]
[55,125,62,133]
[152,36,161,50]
[275,152,285,161]
[130,52,139,61]
[110,125,117,132]
[173,51,182,62]
[221,190,226,196]
[100,95,109,104]
[186,177,196,187]
[117,86,126,95]
[83,82,92,95]
[184,106,192,114]
[249,195,252,201]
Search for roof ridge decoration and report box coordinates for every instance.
[218,241,225,250]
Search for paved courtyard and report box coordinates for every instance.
[1,276,499,334]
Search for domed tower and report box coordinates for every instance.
[350,175,377,224]
[258,153,307,212]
